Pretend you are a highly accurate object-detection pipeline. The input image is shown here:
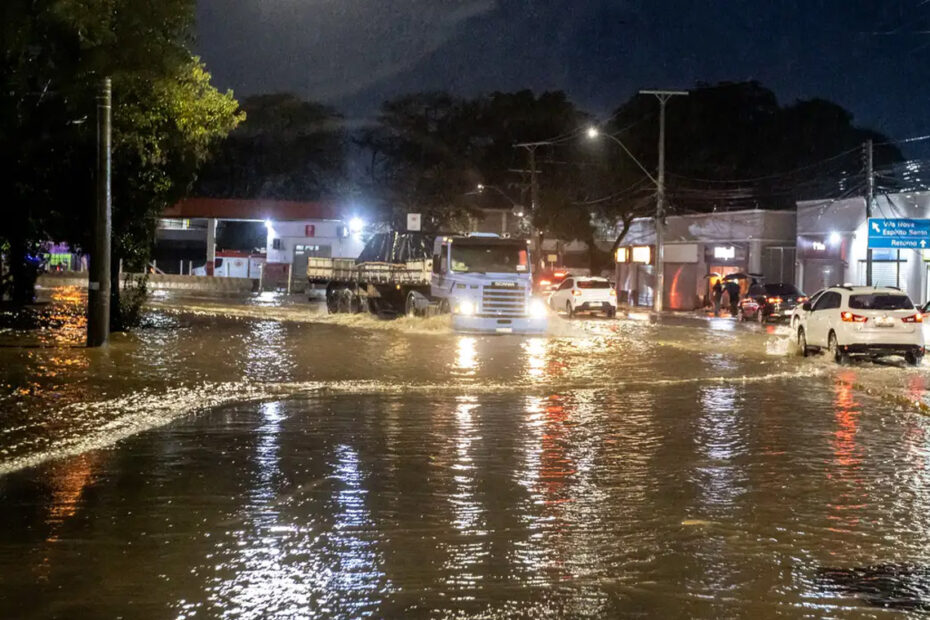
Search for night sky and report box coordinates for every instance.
[196,1,929,143]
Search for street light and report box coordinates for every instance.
[585,126,657,185]
[586,126,600,140]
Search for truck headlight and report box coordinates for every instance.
[456,300,475,316]
[528,298,547,319]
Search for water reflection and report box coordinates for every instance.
[453,337,478,377]
[443,396,487,597]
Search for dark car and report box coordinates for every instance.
[533,268,570,294]
[738,283,807,323]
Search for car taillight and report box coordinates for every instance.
[609,288,616,296]
[766,297,782,303]
[572,289,582,297]
[903,313,923,323]
[797,296,808,303]
[554,271,566,278]
[539,279,551,287]
[841,311,868,323]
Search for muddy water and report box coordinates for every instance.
[3,288,930,617]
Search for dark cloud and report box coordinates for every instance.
[196,0,930,142]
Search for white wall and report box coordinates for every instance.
[797,191,930,303]
[264,219,366,264]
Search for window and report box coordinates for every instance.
[558,279,573,291]
[813,291,840,311]
[272,238,282,250]
[440,246,449,273]
[577,279,610,289]
[849,293,913,310]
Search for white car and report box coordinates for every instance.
[795,286,925,365]
[789,288,824,331]
[548,276,617,318]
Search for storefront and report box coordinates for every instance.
[614,209,796,310]
[796,191,930,303]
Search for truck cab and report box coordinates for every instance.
[430,233,547,334]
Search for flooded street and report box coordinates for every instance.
[4,288,930,617]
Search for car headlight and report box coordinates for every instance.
[528,298,547,319]
[456,300,475,316]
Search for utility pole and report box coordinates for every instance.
[87,77,112,347]
[513,141,550,265]
[640,90,688,313]
[865,139,874,286]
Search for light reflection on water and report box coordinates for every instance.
[9,292,930,615]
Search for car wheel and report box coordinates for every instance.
[797,327,809,357]
[606,306,616,318]
[439,298,451,315]
[828,331,848,365]
[757,309,765,324]
[566,301,574,318]
[737,308,745,322]
[906,350,924,367]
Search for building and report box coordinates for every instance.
[796,190,930,303]
[158,198,365,289]
[614,209,797,310]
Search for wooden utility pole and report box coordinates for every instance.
[87,77,112,347]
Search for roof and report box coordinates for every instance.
[164,198,345,221]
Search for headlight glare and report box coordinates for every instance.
[528,298,547,319]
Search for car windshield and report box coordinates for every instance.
[764,284,803,296]
[451,244,528,273]
[577,280,611,289]
[848,293,914,310]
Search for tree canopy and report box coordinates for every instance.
[1,0,242,308]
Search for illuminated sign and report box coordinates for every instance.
[631,246,652,264]
[811,241,826,252]
[713,246,736,260]
[615,247,629,263]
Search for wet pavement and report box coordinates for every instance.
[3,288,930,617]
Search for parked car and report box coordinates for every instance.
[548,276,617,318]
[795,286,925,365]
[738,283,808,323]
[533,268,570,294]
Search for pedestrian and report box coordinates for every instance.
[726,280,741,317]
[711,279,723,317]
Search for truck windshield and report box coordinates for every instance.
[451,244,528,273]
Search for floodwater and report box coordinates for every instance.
[3,288,930,617]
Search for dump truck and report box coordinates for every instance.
[307,231,547,334]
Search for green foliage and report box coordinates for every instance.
[0,0,242,314]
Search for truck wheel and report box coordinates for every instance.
[336,290,351,313]
[349,294,362,314]
[439,298,451,314]
[325,286,339,313]
[906,350,924,367]
[566,301,574,318]
[405,292,419,317]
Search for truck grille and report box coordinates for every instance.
[481,286,526,316]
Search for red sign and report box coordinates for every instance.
[305,224,315,237]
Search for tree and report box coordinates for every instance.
[606,81,902,213]
[0,0,242,319]
[195,93,346,200]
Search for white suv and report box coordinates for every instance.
[795,286,925,365]
[548,276,617,318]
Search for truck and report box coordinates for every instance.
[307,231,547,334]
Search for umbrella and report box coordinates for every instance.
[723,272,751,281]
[704,272,722,279]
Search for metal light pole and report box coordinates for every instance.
[87,77,112,347]
[864,139,874,286]
[640,90,687,313]
[513,141,551,264]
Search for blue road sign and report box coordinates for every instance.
[868,218,930,249]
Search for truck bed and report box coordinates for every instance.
[307,257,431,285]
